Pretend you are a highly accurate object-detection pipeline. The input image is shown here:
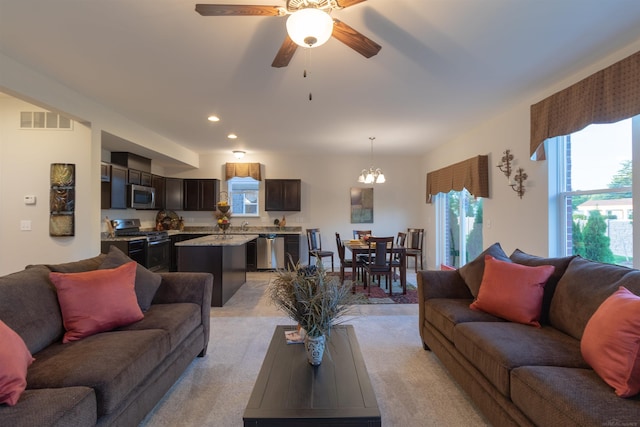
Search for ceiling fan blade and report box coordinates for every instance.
[332,19,381,58]
[272,35,298,68]
[195,4,282,16]
[336,0,368,8]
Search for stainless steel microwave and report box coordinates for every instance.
[128,184,156,209]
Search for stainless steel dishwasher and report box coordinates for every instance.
[257,234,285,270]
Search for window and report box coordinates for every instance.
[551,117,637,267]
[227,177,259,217]
[436,189,483,268]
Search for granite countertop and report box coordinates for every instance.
[101,235,148,242]
[168,226,302,235]
[174,234,259,247]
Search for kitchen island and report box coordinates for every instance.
[176,234,258,306]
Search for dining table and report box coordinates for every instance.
[345,240,407,296]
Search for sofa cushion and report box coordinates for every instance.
[550,257,635,340]
[49,262,144,343]
[99,245,162,312]
[425,298,504,342]
[0,387,97,427]
[511,366,640,427]
[0,320,34,406]
[0,265,64,355]
[470,256,554,327]
[117,303,201,352]
[454,322,588,397]
[43,254,107,273]
[27,329,170,417]
[509,249,576,324]
[581,286,640,397]
[458,243,510,297]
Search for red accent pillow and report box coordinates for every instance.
[49,262,144,343]
[581,286,640,397]
[440,264,456,271]
[470,255,554,327]
[0,320,34,406]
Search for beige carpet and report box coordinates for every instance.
[139,272,490,426]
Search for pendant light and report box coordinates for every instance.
[357,137,385,184]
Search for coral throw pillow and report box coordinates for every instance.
[49,262,144,343]
[440,264,456,271]
[581,286,640,398]
[470,255,554,327]
[0,319,34,406]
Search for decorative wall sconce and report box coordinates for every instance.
[510,167,528,199]
[496,149,513,178]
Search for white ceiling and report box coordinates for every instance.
[2,0,640,160]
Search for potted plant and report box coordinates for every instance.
[268,260,359,365]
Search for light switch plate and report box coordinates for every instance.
[24,195,36,205]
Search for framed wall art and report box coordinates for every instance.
[350,187,373,224]
[50,163,75,236]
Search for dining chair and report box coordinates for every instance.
[335,233,363,285]
[392,232,406,279]
[362,236,394,295]
[406,228,425,272]
[306,228,334,272]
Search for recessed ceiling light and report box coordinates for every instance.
[207,115,220,122]
[227,133,238,139]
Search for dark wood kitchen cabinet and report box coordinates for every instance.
[246,238,257,272]
[183,179,219,211]
[152,175,166,209]
[101,164,128,209]
[128,169,152,186]
[265,179,301,211]
[165,178,184,211]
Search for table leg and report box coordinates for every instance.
[401,252,407,294]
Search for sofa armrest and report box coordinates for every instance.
[418,270,473,341]
[153,272,213,355]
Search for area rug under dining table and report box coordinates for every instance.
[328,273,418,304]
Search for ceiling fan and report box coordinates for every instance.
[195,0,382,68]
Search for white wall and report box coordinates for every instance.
[420,37,640,269]
[0,96,96,274]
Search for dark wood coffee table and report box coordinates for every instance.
[243,325,381,427]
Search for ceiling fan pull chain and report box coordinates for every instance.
[305,48,313,101]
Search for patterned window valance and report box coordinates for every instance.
[426,155,489,203]
[225,163,262,181]
[530,50,640,160]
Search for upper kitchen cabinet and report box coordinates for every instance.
[165,178,184,211]
[265,179,301,211]
[152,175,166,209]
[101,164,128,209]
[183,179,219,211]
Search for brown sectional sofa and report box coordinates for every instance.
[0,253,213,427]
[418,246,640,426]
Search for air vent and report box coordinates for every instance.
[20,111,73,130]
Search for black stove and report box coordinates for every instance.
[112,219,169,242]
[111,218,170,272]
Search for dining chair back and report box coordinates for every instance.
[363,236,394,295]
[406,228,425,272]
[306,228,334,271]
[335,232,361,284]
[392,232,407,278]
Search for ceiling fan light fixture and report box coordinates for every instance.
[286,8,333,48]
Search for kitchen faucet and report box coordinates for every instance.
[241,221,249,231]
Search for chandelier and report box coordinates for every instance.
[357,137,385,184]
[286,7,334,48]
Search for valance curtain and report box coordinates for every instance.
[426,155,489,203]
[530,50,640,160]
[225,163,261,181]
